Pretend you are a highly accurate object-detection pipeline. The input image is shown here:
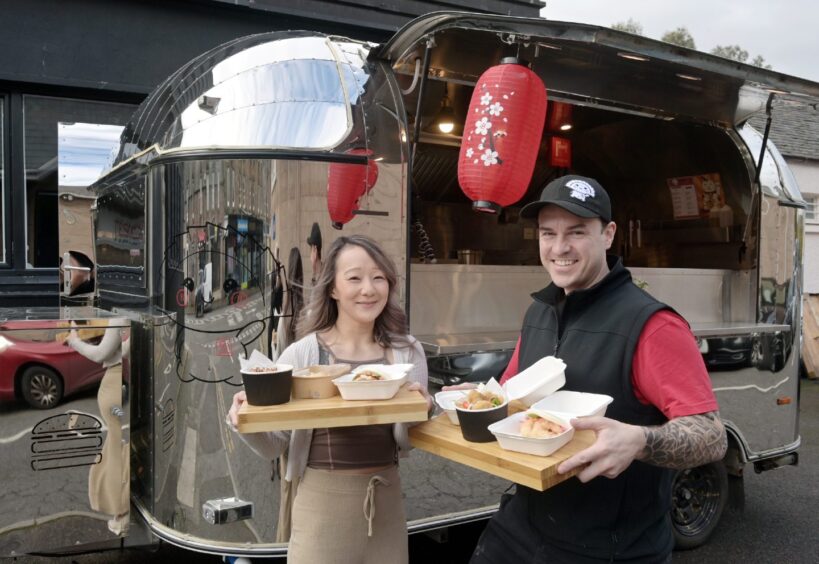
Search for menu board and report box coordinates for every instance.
[667,173,726,220]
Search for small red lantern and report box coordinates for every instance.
[549,136,572,168]
[547,101,573,131]
[458,57,547,213]
[326,149,379,229]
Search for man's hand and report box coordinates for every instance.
[557,416,646,482]
[558,411,728,481]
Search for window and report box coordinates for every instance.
[806,194,818,223]
[23,96,135,268]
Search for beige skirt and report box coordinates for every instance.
[287,465,407,564]
[89,364,129,517]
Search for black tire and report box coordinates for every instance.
[20,365,64,409]
[671,461,729,550]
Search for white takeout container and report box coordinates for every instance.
[434,390,464,425]
[332,364,412,401]
[531,391,613,419]
[503,356,566,406]
[488,410,574,456]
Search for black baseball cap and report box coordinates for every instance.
[520,174,612,223]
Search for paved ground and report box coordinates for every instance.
[6,378,819,563]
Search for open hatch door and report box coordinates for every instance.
[377,11,819,127]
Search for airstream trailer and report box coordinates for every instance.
[3,11,819,559]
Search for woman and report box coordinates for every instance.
[66,320,130,535]
[229,235,432,564]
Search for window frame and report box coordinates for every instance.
[0,94,8,266]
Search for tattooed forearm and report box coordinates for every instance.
[639,411,728,469]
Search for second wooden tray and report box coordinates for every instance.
[409,414,595,491]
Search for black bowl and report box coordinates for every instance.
[455,402,509,442]
[241,364,293,406]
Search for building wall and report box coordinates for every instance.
[0,0,542,306]
[789,159,819,294]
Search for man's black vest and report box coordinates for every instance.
[517,256,675,563]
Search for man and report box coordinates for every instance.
[470,175,727,564]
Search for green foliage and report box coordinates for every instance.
[661,27,696,49]
[711,44,749,63]
[612,18,644,35]
[711,45,772,69]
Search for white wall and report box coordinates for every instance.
[789,159,819,294]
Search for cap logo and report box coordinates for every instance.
[565,179,595,202]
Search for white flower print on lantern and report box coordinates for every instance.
[481,149,499,167]
[480,92,493,106]
[488,102,504,116]
[465,147,474,158]
[475,117,492,135]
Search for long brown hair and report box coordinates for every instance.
[297,235,409,347]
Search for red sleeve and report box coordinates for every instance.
[499,337,521,386]
[632,310,719,419]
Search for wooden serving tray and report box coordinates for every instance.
[409,414,596,491]
[237,384,429,433]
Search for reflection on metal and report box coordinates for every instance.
[161,399,175,453]
[107,34,370,173]
[30,413,103,471]
[0,310,131,555]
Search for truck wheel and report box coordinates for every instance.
[671,461,728,550]
[21,366,64,409]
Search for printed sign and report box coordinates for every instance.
[667,173,726,220]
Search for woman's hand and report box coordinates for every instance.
[406,382,434,413]
[229,391,248,427]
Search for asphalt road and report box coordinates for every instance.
[6,378,819,563]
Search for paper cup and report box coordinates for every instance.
[241,364,293,406]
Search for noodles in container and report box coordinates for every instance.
[239,350,293,406]
[454,379,508,442]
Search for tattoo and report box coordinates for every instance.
[640,411,728,469]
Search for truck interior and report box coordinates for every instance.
[391,19,784,377]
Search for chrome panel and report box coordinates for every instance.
[109,34,371,169]
[0,309,130,556]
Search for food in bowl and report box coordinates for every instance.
[456,389,505,410]
[352,369,385,382]
[244,365,279,373]
[519,413,567,438]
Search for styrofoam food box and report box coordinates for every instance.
[531,391,613,418]
[503,356,567,406]
[488,411,574,456]
[332,364,411,400]
[434,390,464,425]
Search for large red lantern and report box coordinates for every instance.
[326,149,379,229]
[458,57,547,213]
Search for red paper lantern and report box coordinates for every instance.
[326,149,379,229]
[458,58,547,213]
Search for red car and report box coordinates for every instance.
[0,331,106,409]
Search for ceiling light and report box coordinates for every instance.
[559,124,572,131]
[617,52,649,62]
[433,84,456,134]
[676,73,702,81]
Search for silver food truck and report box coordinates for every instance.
[2,11,818,559]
